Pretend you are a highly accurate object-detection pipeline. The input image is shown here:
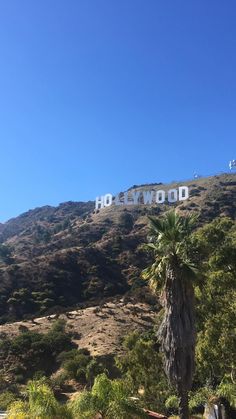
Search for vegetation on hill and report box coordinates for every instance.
[0,174,236,417]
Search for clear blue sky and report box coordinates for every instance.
[0,1,235,222]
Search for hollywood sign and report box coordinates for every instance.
[95,186,189,210]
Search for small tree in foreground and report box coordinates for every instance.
[7,378,72,419]
[69,373,147,419]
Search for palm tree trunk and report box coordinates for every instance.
[158,262,195,419]
[179,390,189,419]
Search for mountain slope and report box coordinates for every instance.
[0,297,156,357]
[0,173,235,324]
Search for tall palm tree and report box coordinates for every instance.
[142,210,197,419]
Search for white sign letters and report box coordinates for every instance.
[95,186,189,210]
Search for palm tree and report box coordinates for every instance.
[142,210,197,419]
[69,373,147,418]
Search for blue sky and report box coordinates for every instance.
[0,1,235,222]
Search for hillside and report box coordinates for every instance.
[0,173,235,325]
[0,297,156,357]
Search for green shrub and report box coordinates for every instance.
[0,320,74,385]
[0,391,17,409]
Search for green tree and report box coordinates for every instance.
[142,210,197,419]
[116,331,169,413]
[192,218,236,387]
[189,376,236,417]
[163,217,236,416]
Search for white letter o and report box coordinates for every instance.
[168,189,177,203]
[156,190,165,204]
[103,193,113,207]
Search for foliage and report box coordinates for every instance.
[0,319,74,384]
[7,378,72,419]
[119,212,134,232]
[192,218,236,386]
[217,378,236,408]
[142,211,197,293]
[61,349,92,382]
[58,348,105,385]
[165,395,179,414]
[7,400,29,419]
[69,373,147,419]
[189,376,236,412]
[0,391,17,410]
[0,243,14,263]
[116,330,170,413]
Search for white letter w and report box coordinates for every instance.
[143,191,153,204]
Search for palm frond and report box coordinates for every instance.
[148,216,166,235]
[143,210,198,289]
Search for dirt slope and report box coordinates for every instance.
[0,297,156,356]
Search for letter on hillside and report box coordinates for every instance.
[168,189,177,203]
[95,196,104,210]
[179,186,189,201]
[103,194,113,207]
[115,194,123,205]
[143,191,154,204]
[95,184,190,209]
[156,190,165,204]
[132,191,140,205]
[124,192,131,205]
